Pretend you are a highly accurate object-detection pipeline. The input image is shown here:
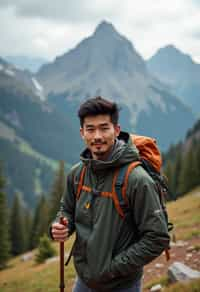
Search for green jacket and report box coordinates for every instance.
[59,132,170,291]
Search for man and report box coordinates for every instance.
[51,96,170,291]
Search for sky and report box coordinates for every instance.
[0,0,200,63]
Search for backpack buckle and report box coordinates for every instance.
[115,181,123,188]
[92,189,101,197]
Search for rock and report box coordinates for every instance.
[150,284,162,291]
[45,256,59,264]
[186,245,195,252]
[20,252,33,261]
[168,261,200,283]
[155,263,164,269]
[175,240,188,247]
[185,253,193,260]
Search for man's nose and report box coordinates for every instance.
[94,129,102,139]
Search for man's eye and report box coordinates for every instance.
[102,128,109,131]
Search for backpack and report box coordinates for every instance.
[73,134,173,261]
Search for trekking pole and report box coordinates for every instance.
[59,215,66,292]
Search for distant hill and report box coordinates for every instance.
[0,58,81,163]
[0,125,56,208]
[147,45,200,115]
[5,56,48,73]
[0,57,81,207]
[37,21,196,151]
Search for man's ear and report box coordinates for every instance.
[115,124,121,137]
[80,127,84,139]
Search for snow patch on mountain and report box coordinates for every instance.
[5,68,15,77]
[32,77,45,101]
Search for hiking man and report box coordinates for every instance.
[50,96,170,291]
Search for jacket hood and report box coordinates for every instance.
[80,131,139,171]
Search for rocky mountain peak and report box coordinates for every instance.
[149,45,194,66]
[94,20,118,37]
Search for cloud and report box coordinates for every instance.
[0,0,199,63]
[0,7,90,60]
[0,0,116,23]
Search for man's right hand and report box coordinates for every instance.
[51,218,69,242]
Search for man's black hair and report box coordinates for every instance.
[78,96,119,127]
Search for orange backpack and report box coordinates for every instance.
[75,134,173,260]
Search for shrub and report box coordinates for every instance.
[35,234,56,264]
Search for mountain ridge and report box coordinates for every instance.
[147,45,200,115]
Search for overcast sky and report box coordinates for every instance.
[0,0,199,63]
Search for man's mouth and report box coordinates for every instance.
[92,142,106,146]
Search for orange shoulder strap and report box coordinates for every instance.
[121,161,141,203]
[76,165,87,200]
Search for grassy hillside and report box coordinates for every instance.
[0,188,200,292]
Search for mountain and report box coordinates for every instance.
[37,21,196,150]
[5,56,48,73]
[147,45,200,115]
[0,57,46,101]
[0,56,81,163]
[0,57,82,207]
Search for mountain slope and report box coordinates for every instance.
[0,57,81,207]
[0,60,81,163]
[147,45,200,115]
[37,21,196,150]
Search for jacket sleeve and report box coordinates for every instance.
[110,167,170,275]
[48,167,77,239]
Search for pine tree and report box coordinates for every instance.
[0,164,10,269]
[29,194,49,250]
[9,193,26,255]
[172,151,182,196]
[23,207,33,252]
[35,234,56,264]
[189,143,199,189]
[195,142,200,184]
[177,148,197,195]
[164,160,174,197]
[48,160,65,223]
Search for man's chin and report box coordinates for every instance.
[93,151,106,157]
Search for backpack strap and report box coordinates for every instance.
[115,161,141,217]
[75,164,87,200]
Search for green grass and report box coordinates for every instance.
[145,275,169,289]
[163,278,200,292]
[167,186,200,240]
[0,236,76,292]
[18,139,59,170]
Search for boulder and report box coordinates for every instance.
[168,261,200,283]
[150,284,162,291]
[20,252,33,261]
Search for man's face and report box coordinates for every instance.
[80,114,120,160]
